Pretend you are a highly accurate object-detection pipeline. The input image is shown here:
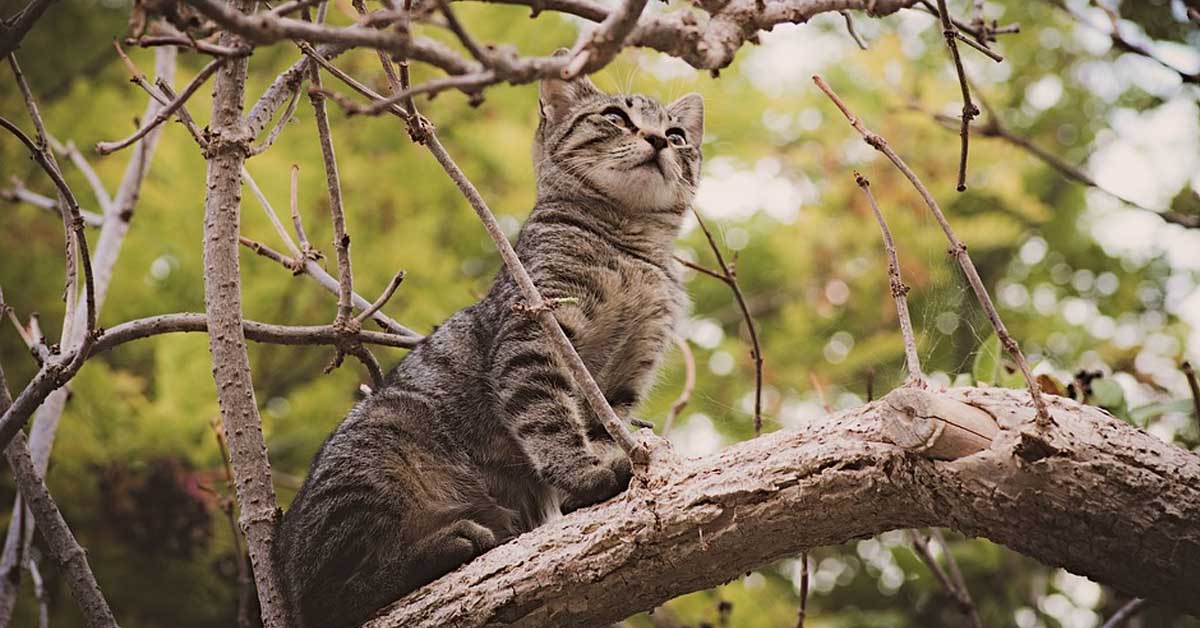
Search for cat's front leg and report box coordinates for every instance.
[492,315,630,508]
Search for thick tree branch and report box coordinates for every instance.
[199,1,286,622]
[366,387,1200,627]
[0,368,116,628]
[0,0,58,58]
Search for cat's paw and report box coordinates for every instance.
[445,519,498,557]
[561,456,631,509]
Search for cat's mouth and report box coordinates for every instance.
[634,155,665,177]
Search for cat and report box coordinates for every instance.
[272,72,704,628]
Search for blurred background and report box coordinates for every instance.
[1,0,1198,626]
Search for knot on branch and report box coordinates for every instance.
[881,387,998,460]
[334,317,363,337]
[947,242,967,257]
[200,126,253,159]
[406,114,434,144]
[863,132,886,150]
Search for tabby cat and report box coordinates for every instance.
[272,72,704,628]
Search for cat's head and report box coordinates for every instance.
[533,72,703,214]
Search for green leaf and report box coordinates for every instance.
[972,334,1002,385]
[1091,378,1132,423]
[1130,399,1196,424]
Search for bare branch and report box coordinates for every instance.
[0,368,117,628]
[906,529,981,626]
[353,270,407,326]
[95,58,222,155]
[3,58,97,349]
[92,312,420,353]
[933,0,979,192]
[688,208,765,436]
[367,387,1200,626]
[662,335,695,435]
[1100,598,1149,628]
[198,1,287,621]
[249,85,301,157]
[813,74,1052,429]
[839,10,868,50]
[2,178,105,226]
[1182,361,1200,434]
[0,0,58,58]
[794,553,809,628]
[307,67,355,324]
[241,164,422,337]
[854,173,921,382]
[3,432,117,628]
[561,0,648,79]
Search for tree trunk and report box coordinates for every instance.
[200,3,286,626]
[364,387,1200,628]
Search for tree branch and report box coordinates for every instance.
[0,367,116,628]
[365,387,1200,627]
[813,74,1052,430]
[198,1,287,622]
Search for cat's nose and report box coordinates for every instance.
[644,134,667,152]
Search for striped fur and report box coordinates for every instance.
[272,75,703,628]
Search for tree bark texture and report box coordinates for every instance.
[365,387,1200,628]
[200,3,285,626]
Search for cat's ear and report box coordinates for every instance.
[667,92,704,146]
[539,48,602,124]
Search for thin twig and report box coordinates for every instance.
[908,529,982,628]
[353,270,407,325]
[307,66,355,325]
[1100,598,1149,628]
[95,58,223,155]
[794,552,809,628]
[688,208,765,436]
[3,63,97,347]
[27,553,48,628]
[249,86,301,157]
[436,0,489,64]
[240,166,421,337]
[241,235,302,271]
[840,10,868,49]
[855,172,922,382]
[934,0,978,192]
[424,131,639,455]
[813,74,1052,429]
[124,34,250,57]
[1182,361,1200,434]
[907,98,1198,228]
[2,179,106,226]
[663,335,696,435]
[50,137,113,213]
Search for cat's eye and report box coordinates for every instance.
[600,107,632,129]
[666,128,687,146]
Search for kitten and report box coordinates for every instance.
[272,73,704,628]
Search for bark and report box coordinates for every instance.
[365,387,1200,628]
[200,3,286,625]
[3,433,116,628]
